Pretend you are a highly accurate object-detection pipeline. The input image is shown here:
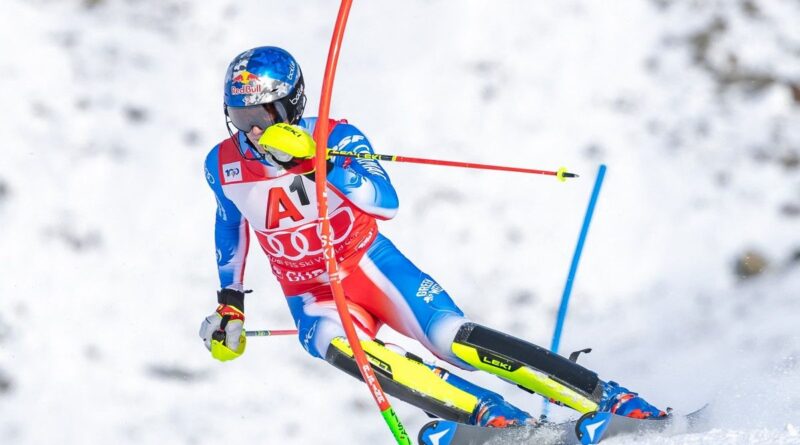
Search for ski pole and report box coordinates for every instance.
[328,149,579,181]
[245,329,298,337]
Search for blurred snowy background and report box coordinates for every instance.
[1,0,799,444]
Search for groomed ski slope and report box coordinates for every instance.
[0,1,798,444]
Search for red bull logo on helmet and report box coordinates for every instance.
[230,70,262,95]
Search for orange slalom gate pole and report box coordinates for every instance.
[312,1,410,443]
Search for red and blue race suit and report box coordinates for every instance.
[204,118,470,366]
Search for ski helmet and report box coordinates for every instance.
[223,46,306,132]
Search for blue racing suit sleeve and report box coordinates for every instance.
[325,122,399,220]
[205,147,249,290]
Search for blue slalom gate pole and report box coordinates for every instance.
[542,164,606,416]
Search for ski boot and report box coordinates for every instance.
[472,393,535,428]
[434,360,535,428]
[598,381,667,419]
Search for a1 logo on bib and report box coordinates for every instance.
[222,161,243,183]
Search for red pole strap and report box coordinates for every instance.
[313,4,408,443]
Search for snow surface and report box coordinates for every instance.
[1,0,799,444]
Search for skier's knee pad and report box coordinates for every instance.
[324,337,478,423]
[451,323,602,402]
[295,316,344,359]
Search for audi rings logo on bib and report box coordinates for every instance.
[257,207,355,261]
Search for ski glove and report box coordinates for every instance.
[199,289,247,362]
[257,123,333,175]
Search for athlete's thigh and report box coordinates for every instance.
[344,234,468,361]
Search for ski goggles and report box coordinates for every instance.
[226,102,288,132]
[226,80,307,133]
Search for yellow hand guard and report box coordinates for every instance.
[258,123,317,160]
[211,334,246,361]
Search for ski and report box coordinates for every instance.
[418,405,709,445]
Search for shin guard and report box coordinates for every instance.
[451,323,603,413]
[325,337,479,423]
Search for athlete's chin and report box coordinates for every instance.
[246,136,266,154]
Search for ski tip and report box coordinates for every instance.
[418,420,457,445]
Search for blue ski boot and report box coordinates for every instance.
[472,393,535,428]
[598,381,667,419]
[434,366,534,428]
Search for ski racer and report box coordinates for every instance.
[199,46,667,428]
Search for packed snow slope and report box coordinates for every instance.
[1,1,798,444]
